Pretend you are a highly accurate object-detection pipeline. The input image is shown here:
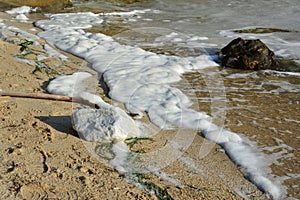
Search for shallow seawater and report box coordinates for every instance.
[69,0,300,62]
[42,0,300,198]
[175,69,300,198]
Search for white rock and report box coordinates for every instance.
[72,106,140,142]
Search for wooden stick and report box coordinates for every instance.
[0,91,99,108]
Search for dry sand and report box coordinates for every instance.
[0,11,268,199]
[0,0,69,8]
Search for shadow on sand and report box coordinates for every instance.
[35,115,80,138]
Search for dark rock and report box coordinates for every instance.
[218,37,283,71]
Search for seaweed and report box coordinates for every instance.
[94,138,173,199]
[15,39,61,76]
[135,173,174,200]
[16,39,34,58]
[142,181,173,200]
[18,39,34,52]
[32,61,60,76]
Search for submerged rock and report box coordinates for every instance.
[278,59,300,72]
[219,37,283,71]
[233,27,291,34]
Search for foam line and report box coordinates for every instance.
[35,12,283,199]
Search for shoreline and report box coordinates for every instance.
[0,9,273,199]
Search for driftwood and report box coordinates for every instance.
[0,91,99,108]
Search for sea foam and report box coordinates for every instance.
[35,12,283,199]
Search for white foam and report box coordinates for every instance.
[104,9,151,16]
[263,70,300,77]
[15,14,29,21]
[110,141,131,173]
[188,36,209,41]
[39,12,103,30]
[6,6,32,15]
[5,6,38,22]
[2,26,40,41]
[43,44,68,61]
[225,72,259,79]
[36,12,283,199]
[150,168,184,187]
[47,72,94,97]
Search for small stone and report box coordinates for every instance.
[79,166,92,174]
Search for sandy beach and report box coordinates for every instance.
[8,1,297,196]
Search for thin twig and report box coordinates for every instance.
[0,91,99,108]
